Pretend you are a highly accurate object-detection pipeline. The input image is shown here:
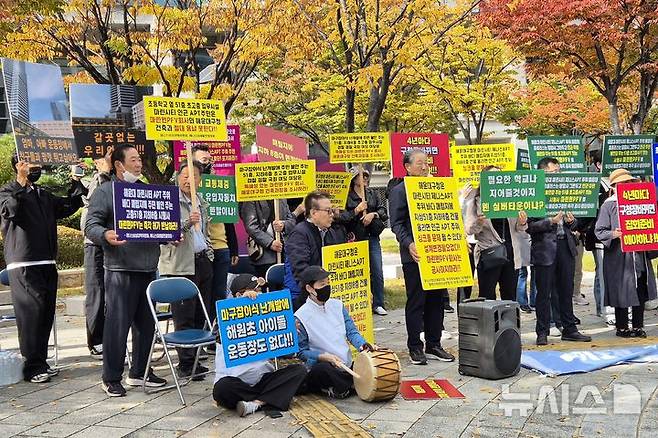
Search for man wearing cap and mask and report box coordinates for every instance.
[0,155,87,383]
[294,266,374,399]
[335,167,388,316]
[213,274,307,417]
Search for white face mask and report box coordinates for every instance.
[122,170,142,183]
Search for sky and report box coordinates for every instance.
[25,61,69,122]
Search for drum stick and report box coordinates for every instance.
[337,361,360,379]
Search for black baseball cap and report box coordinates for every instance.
[300,266,333,287]
[230,274,260,295]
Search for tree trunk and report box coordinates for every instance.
[366,62,393,132]
[609,101,623,135]
[345,88,355,133]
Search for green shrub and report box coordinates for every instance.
[0,134,16,187]
[0,225,84,270]
[57,208,83,231]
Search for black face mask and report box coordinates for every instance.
[202,162,213,175]
[314,285,331,302]
[27,168,42,183]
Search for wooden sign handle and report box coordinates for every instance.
[273,200,282,264]
[185,142,200,231]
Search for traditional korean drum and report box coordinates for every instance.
[353,348,401,402]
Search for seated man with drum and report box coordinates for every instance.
[213,274,308,417]
[294,266,375,399]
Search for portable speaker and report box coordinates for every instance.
[458,299,521,380]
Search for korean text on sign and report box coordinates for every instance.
[617,182,658,252]
[322,241,374,344]
[216,289,298,368]
[527,136,585,172]
[405,177,473,290]
[235,160,316,202]
[112,181,181,241]
[173,125,241,174]
[450,143,516,188]
[602,135,655,177]
[143,96,228,142]
[480,170,546,219]
[329,132,391,163]
[256,125,308,162]
[198,175,238,223]
[544,173,601,217]
[390,133,451,178]
[316,172,353,210]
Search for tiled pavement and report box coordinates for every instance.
[1,275,657,437]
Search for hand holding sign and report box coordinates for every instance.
[613,228,623,239]
[270,240,283,253]
[187,211,201,226]
[551,211,564,224]
[518,210,528,226]
[104,230,126,246]
[273,220,285,233]
[565,212,575,224]
[409,242,420,263]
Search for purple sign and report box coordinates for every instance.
[113,181,181,241]
[173,125,241,175]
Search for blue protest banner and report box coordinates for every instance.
[112,181,181,241]
[521,345,658,376]
[216,289,298,368]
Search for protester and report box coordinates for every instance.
[295,266,374,398]
[158,161,213,379]
[284,191,347,307]
[572,219,592,306]
[239,199,302,278]
[85,144,167,396]
[213,274,307,417]
[191,144,239,326]
[389,149,454,365]
[463,165,525,301]
[595,169,657,338]
[519,156,591,346]
[79,148,113,359]
[336,167,388,315]
[0,155,87,383]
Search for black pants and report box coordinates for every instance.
[102,270,156,383]
[8,264,58,380]
[213,364,307,411]
[304,362,353,396]
[477,259,518,301]
[534,239,577,337]
[615,272,648,330]
[84,244,105,349]
[167,255,214,370]
[402,262,444,351]
[457,248,475,303]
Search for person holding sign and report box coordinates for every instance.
[0,155,87,383]
[295,266,374,399]
[158,161,213,379]
[464,166,527,301]
[335,167,388,316]
[213,274,307,417]
[85,144,168,397]
[595,169,657,338]
[519,157,591,346]
[389,149,454,365]
[284,191,347,307]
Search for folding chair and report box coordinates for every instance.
[265,263,285,292]
[0,268,59,367]
[144,277,215,405]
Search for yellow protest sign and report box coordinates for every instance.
[405,177,473,290]
[143,96,227,141]
[329,132,391,163]
[451,143,515,188]
[235,160,316,202]
[316,172,353,209]
[322,241,374,344]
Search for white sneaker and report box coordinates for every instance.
[645,299,658,311]
[373,306,388,316]
[442,330,452,340]
[420,331,425,342]
[573,295,589,306]
[236,400,260,417]
[549,327,562,337]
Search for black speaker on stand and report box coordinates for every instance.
[458,298,521,380]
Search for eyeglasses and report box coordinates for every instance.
[314,208,334,215]
[362,174,370,180]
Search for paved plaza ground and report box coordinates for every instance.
[1,274,658,438]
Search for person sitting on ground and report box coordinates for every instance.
[294,266,374,399]
[213,274,307,417]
